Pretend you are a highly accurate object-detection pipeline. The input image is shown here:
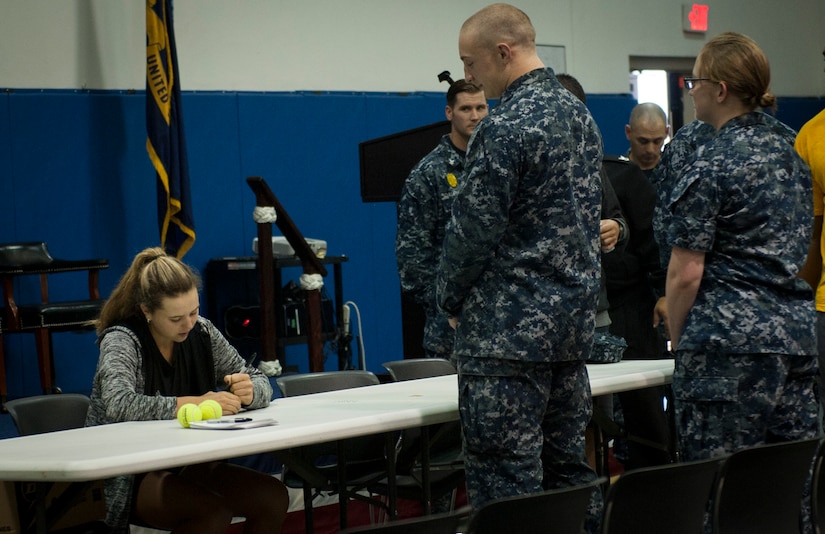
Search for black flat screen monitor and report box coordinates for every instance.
[358,120,451,202]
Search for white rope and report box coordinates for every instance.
[252,206,277,224]
[345,301,367,371]
[258,359,283,377]
[299,273,324,291]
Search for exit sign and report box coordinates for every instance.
[683,3,709,33]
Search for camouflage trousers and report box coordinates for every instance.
[673,351,821,461]
[456,357,602,533]
[674,351,822,533]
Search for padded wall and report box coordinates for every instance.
[0,89,821,399]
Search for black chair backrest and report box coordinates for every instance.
[382,359,462,466]
[276,370,379,397]
[275,370,384,471]
[0,242,53,266]
[713,438,820,534]
[602,456,722,534]
[466,478,603,534]
[340,510,460,533]
[382,358,456,382]
[5,393,91,435]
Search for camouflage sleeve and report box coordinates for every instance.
[437,123,511,315]
[668,145,720,253]
[652,120,716,268]
[396,166,441,307]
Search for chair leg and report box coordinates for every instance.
[33,328,56,394]
[0,334,7,411]
[337,440,349,530]
[303,481,314,534]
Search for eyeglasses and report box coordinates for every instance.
[683,77,718,90]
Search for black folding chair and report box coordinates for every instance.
[602,456,722,533]
[465,478,604,534]
[713,439,820,534]
[275,371,392,533]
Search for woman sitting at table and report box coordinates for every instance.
[86,246,289,534]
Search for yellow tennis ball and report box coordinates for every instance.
[177,403,203,428]
[198,399,223,420]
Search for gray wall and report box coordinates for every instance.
[1,0,823,97]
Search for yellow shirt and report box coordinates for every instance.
[795,108,825,311]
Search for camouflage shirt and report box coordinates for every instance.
[396,134,465,355]
[653,115,799,268]
[437,68,603,363]
[667,111,815,354]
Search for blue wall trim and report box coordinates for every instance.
[0,89,822,399]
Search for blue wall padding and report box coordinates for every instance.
[0,89,821,398]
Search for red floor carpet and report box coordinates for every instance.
[282,490,467,534]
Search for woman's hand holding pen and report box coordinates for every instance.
[179,374,253,415]
[224,373,254,406]
[177,390,243,415]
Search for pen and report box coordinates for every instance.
[204,418,253,424]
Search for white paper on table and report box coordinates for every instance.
[188,418,277,430]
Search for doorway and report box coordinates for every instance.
[629,56,696,135]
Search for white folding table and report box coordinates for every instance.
[0,359,674,531]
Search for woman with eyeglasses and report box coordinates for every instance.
[665,32,818,463]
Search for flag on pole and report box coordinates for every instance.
[146,0,195,258]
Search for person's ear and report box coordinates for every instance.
[445,104,453,121]
[497,42,512,62]
[625,124,632,140]
[716,81,728,103]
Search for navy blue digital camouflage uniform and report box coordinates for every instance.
[437,67,603,531]
[396,134,465,358]
[666,111,819,463]
[653,114,798,269]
